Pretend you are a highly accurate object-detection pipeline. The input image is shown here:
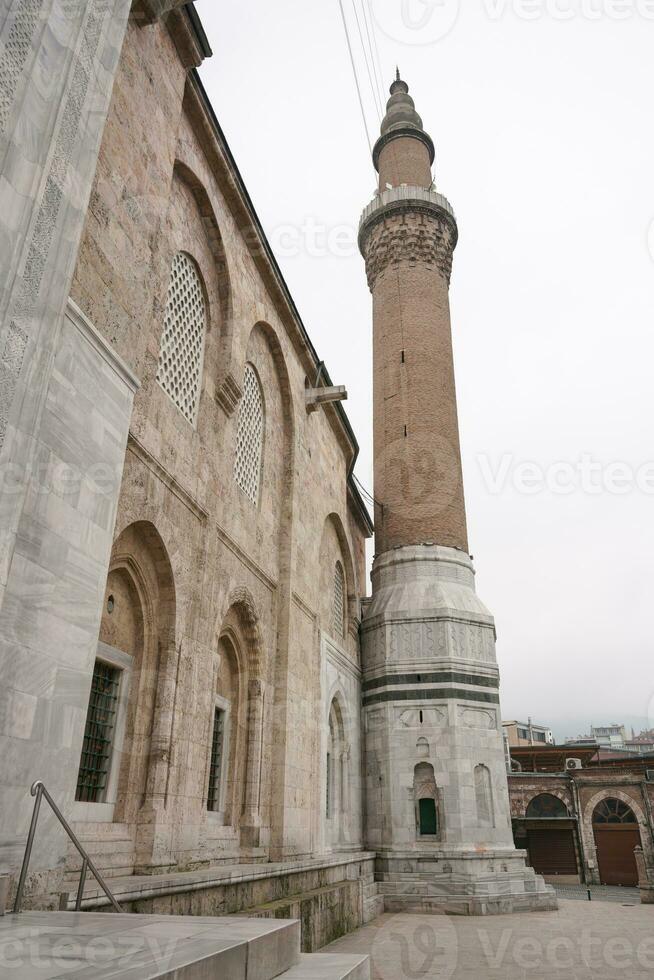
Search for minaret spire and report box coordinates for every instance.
[360,73,464,554]
[358,75,556,916]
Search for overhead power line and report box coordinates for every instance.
[337,0,374,155]
[360,0,385,113]
[353,473,383,510]
[350,0,382,120]
[364,0,387,104]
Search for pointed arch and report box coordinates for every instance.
[86,521,177,825]
[172,159,232,328]
[319,513,357,642]
[414,762,439,837]
[225,585,265,680]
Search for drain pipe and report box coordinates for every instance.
[569,774,590,886]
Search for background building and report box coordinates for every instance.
[508,744,654,887]
[566,724,628,751]
[503,720,554,747]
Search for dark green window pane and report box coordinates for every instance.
[419,797,437,835]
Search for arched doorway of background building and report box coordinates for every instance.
[592,798,641,886]
[518,794,579,881]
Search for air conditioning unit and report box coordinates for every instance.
[566,758,583,770]
[646,770,654,782]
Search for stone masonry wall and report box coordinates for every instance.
[62,12,369,880]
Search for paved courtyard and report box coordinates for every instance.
[554,883,640,903]
[326,899,654,979]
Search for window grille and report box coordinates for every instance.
[332,562,345,638]
[593,798,637,824]
[76,661,121,803]
[234,364,264,503]
[156,251,206,424]
[207,707,225,812]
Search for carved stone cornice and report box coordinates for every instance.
[358,186,458,290]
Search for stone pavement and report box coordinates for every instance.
[554,883,640,904]
[325,899,654,979]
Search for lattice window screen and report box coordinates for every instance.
[333,561,345,638]
[234,364,264,503]
[156,252,206,424]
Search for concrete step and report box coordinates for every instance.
[280,953,370,979]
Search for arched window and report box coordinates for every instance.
[526,794,568,819]
[156,251,206,424]
[413,762,439,837]
[593,798,637,824]
[474,764,494,828]
[234,364,264,504]
[332,561,345,639]
[206,634,244,824]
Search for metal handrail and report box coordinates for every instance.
[13,780,123,913]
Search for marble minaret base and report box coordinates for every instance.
[361,545,556,914]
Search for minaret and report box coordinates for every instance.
[359,76,556,914]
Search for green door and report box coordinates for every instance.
[419,798,437,835]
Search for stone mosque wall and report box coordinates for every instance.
[65,12,371,878]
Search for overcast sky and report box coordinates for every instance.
[198,0,654,742]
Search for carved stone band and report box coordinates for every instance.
[359,188,458,291]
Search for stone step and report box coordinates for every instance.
[0,911,301,979]
[377,880,552,898]
[280,953,370,979]
[362,894,384,923]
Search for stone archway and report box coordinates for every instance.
[217,588,266,848]
[583,789,648,887]
[592,797,642,886]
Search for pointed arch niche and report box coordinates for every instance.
[413,762,441,839]
[74,521,177,834]
[207,589,266,849]
[325,696,350,849]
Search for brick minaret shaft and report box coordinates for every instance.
[359,74,468,555]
